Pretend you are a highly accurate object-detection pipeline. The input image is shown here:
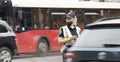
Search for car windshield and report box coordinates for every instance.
[74,28,120,47]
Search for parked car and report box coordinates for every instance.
[0,20,17,62]
[64,17,120,62]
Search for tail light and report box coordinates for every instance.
[80,29,84,34]
[64,53,79,58]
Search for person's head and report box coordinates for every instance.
[65,13,75,26]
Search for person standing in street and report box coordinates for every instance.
[58,12,81,62]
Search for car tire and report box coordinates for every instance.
[37,39,49,56]
[0,47,12,62]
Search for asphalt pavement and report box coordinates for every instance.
[13,52,62,62]
[13,55,62,62]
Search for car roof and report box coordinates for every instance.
[0,20,13,30]
[86,17,120,27]
[0,20,8,25]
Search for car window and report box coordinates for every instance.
[0,25,8,33]
[74,28,120,47]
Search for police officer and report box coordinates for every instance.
[58,12,81,62]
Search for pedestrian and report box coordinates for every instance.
[58,12,81,62]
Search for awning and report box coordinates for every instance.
[11,0,120,9]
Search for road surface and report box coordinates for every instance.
[13,52,62,62]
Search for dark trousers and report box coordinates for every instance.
[62,45,72,62]
[62,49,67,62]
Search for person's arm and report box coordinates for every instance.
[58,36,77,44]
[58,28,67,44]
[58,27,77,44]
[58,37,70,44]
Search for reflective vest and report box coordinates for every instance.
[60,25,80,53]
[61,25,80,45]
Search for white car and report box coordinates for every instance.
[0,20,17,62]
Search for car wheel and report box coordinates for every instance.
[0,47,12,62]
[38,39,49,56]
